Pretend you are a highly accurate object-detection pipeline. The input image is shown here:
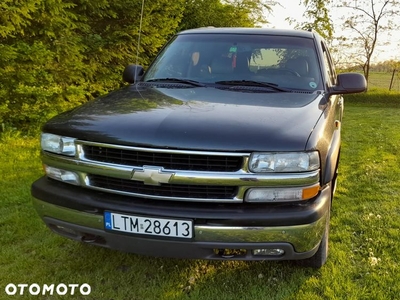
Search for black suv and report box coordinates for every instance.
[32,28,366,268]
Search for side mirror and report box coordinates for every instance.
[331,73,367,94]
[123,64,145,83]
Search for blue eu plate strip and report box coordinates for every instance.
[104,211,112,229]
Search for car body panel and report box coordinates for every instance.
[43,86,326,152]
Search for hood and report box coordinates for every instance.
[43,85,327,152]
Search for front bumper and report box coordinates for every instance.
[32,177,331,261]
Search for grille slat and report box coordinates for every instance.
[89,174,236,199]
[82,145,243,172]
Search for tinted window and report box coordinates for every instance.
[144,33,323,91]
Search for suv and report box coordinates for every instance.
[31,28,366,268]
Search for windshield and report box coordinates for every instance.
[144,33,323,91]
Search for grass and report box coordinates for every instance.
[368,71,400,92]
[1,90,400,299]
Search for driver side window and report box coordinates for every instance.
[322,43,337,85]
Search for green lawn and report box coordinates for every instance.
[1,91,400,299]
[368,71,400,92]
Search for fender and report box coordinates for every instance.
[322,121,341,185]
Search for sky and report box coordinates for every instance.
[263,1,400,64]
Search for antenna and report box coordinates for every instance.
[135,0,145,80]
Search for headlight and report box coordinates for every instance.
[249,151,320,173]
[41,133,76,156]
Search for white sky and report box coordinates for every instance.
[263,1,400,63]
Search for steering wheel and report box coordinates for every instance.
[275,68,301,77]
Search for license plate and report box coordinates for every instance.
[104,211,193,239]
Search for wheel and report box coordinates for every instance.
[296,206,330,268]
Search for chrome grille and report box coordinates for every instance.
[88,174,237,199]
[42,141,320,203]
[82,145,243,172]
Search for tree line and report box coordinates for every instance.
[0,0,270,131]
[343,59,400,73]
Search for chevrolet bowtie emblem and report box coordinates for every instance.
[131,166,175,186]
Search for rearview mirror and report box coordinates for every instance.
[331,73,367,94]
[123,64,144,83]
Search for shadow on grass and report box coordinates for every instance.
[37,241,321,300]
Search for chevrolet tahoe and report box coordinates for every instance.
[31,28,367,268]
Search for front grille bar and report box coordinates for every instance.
[82,145,243,172]
[88,174,237,199]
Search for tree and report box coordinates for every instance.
[1,0,275,131]
[0,0,83,129]
[287,0,334,41]
[179,0,271,30]
[336,0,400,83]
[0,0,184,131]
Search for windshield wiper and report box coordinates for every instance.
[145,78,205,87]
[215,80,290,92]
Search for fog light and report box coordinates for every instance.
[54,225,77,235]
[49,224,79,238]
[253,249,285,256]
[44,165,80,185]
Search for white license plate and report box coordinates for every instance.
[104,211,193,239]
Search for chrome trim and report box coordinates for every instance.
[33,198,327,253]
[76,140,250,157]
[169,170,319,186]
[241,156,250,172]
[42,153,320,187]
[84,183,243,203]
[42,152,319,203]
[42,152,320,203]
[33,198,103,229]
[196,216,327,252]
[41,142,321,203]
